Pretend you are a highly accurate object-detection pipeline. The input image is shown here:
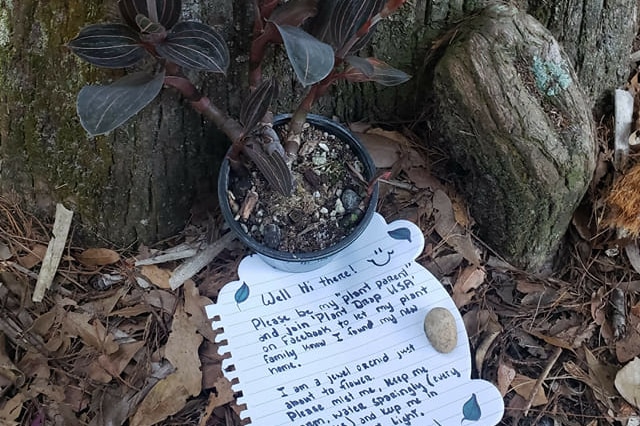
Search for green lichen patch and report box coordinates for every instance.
[531,55,572,96]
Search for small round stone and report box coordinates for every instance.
[263,224,281,249]
[423,307,457,353]
[341,188,361,211]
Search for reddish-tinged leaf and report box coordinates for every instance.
[380,0,407,18]
[240,78,278,132]
[156,21,230,73]
[269,0,318,27]
[344,57,411,86]
[118,0,181,30]
[275,24,334,86]
[243,134,294,196]
[329,0,384,54]
[67,23,145,68]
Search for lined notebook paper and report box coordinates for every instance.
[206,213,504,425]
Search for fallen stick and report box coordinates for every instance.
[32,204,73,302]
[523,346,562,417]
[168,232,236,290]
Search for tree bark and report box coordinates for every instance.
[0,0,636,246]
[0,0,420,245]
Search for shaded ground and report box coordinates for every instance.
[4,33,640,425]
[2,103,640,426]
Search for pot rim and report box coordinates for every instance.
[218,113,379,263]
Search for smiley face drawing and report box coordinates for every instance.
[207,213,504,425]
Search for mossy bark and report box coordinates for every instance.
[0,0,636,247]
[432,4,597,271]
[0,0,423,246]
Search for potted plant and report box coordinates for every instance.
[66,0,410,271]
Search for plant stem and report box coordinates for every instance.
[164,76,245,158]
[284,72,337,159]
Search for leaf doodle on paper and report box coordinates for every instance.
[235,282,250,304]
[388,227,411,242]
[462,393,481,423]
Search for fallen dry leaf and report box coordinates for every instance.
[497,362,516,396]
[75,248,120,266]
[615,357,640,409]
[62,311,119,355]
[355,131,401,168]
[199,377,236,426]
[452,265,485,309]
[165,302,203,396]
[131,301,203,425]
[616,313,640,363]
[0,393,23,425]
[17,244,47,269]
[97,340,145,379]
[510,374,548,407]
[184,280,217,343]
[139,264,173,289]
[585,347,617,398]
[130,374,191,426]
[432,189,481,264]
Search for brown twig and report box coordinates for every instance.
[523,346,563,417]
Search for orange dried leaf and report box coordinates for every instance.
[18,244,47,269]
[184,280,217,343]
[139,265,173,289]
[76,248,121,266]
[130,373,191,426]
[165,302,204,396]
[604,163,640,236]
[452,266,485,309]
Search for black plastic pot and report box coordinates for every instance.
[218,114,379,272]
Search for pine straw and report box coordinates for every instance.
[1,124,640,426]
[605,160,640,237]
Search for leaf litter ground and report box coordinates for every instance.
[4,87,640,426]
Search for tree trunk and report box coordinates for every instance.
[0,0,635,247]
[0,0,420,245]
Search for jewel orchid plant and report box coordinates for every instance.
[67,0,410,196]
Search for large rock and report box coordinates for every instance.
[433,4,596,271]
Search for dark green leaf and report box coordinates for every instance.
[269,0,318,27]
[275,24,334,86]
[67,23,145,68]
[240,79,278,133]
[156,21,230,73]
[344,57,410,86]
[76,71,165,136]
[243,135,294,196]
[118,0,181,30]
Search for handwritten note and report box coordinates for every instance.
[206,213,504,425]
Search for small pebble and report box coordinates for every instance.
[334,198,346,215]
[339,209,363,228]
[263,224,281,249]
[312,151,327,166]
[341,188,361,211]
[319,207,329,215]
[423,307,457,353]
